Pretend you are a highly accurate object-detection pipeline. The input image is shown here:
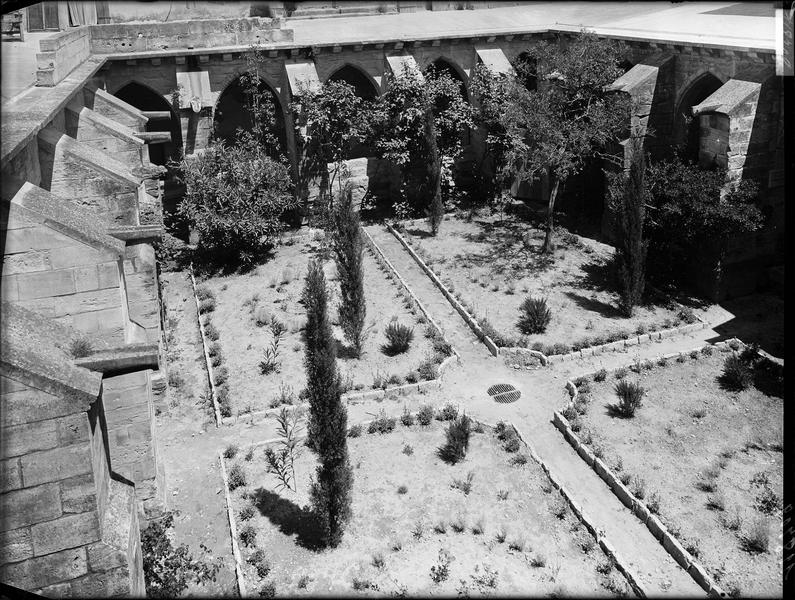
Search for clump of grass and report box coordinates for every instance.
[511,453,529,466]
[497,489,509,501]
[450,514,467,533]
[530,553,546,567]
[411,520,424,540]
[517,296,552,334]
[631,476,647,499]
[367,410,396,434]
[720,353,753,391]
[402,444,414,456]
[471,516,486,535]
[69,337,93,359]
[239,523,257,547]
[593,368,607,382]
[433,519,448,534]
[721,507,743,531]
[614,367,628,380]
[417,404,434,426]
[647,491,661,514]
[495,526,507,543]
[397,485,408,495]
[371,552,386,569]
[223,444,239,459]
[439,414,472,464]
[400,406,415,426]
[228,464,246,490]
[743,517,770,554]
[507,537,526,552]
[451,471,475,495]
[348,423,362,438]
[612,380,645,417]
[383,322,414,355]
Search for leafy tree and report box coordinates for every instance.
[142,512,221,598]
[237,42,283,158]
[367,63,472,231]
[608,133,648,316]
[499,30,630,253]
[302,258,354,547]
[330,182,366,356]
[643,155,764,287]
[291,80,370,218]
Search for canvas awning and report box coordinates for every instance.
[386,54,424,82]
[285,60,322,95]
[175,70,212,112]
[475,47,515,77]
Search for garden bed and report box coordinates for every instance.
[397,210,697,355]
[198,238,444,415]
[223,412,632,597]
[565,348,783,597]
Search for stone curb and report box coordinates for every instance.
[387,223,500,357]
[218,451,246,598]
[552,406,727,597]
[361,226,461,362]
[189,263,222,428]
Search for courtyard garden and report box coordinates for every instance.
[564,346,784,597]
[222,408,632,597]
[396,209,698,355]
[195,237,450,417]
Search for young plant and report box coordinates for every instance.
[263,406,303,492]
[383,321,414,355]
[517,296,552,334]
[612,380,645,417]
[439,414,472,464]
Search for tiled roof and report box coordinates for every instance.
[0,302,102,400]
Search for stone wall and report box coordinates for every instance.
[37,26,92,87]
[0,375,141,597]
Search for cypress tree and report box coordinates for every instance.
[330,183,366,357]
[424,106,444,236]
[615,134,648,317]
[302,258,354,547]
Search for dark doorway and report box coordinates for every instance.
[327,65,378,101]
[114,82,182,167]
[673,73,723,163]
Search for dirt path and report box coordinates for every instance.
[365,224,493,363]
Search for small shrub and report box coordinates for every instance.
[691,408,707,419]
[676,353,686,363]
[580,536,595,554]
[244,448,254,462]
[411,521,424,540]
[551,496,568,519]
[657,356,668,367]
[613,380,645,417]
[677,306,697,324]
[614,367,628,380]
[511,453,529,466]
[701,345,714,356]
[451,471,475,495]
[503,437,520,453]
[372,552,386,569]
[507,537,526,552]
[743,516,770,553]
[497,490,509,501]
[352,577,375,591]
[591,444,604,459]
[258,582,276,598]
[239,505,255,521]
[436,402,459,421]
[613,456,623,472]
[402,444,414,456]
[755,487,781,515]
[631,476,646,499]
[213,366,229,386]
[397,484,408,495]
[430,549,452,583]
[683,537,701,558]
[450,515,467,533]
[405,371,420,384]
[593,368,607,382]
[400,406,415,426]
[530,554,546,567]
[471,516,486,535]
[572,377,591,394]
[495,526,507,543]
[580,429,593,445]
[689,349,699,360]
[596,558,614,575]
[417,356,439,380]
[348,423,363,438]
[297,575,311,589]
[239,524,257,547]
[720,353,753,391]
[439,414,472,464]
[707,491,726,511]
[417,404,434,426]
[228,464,246,490]
[387,373,405,386]
[562,405,578,421]
[384,322,414,355]
[721,507,743,531]
[517,296,552,334]
[619,472,632,486]
[368,411,396,434]
[223,444,239,459]
[70,336,95,359]
[195,284,214,301]
[647,492,661,514]
[198,297,216,314]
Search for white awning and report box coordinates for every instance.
[175,70,212,110]
[475,47,515,77]
[386,54,424,82]
[285,60,322,96]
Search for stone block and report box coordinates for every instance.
[0,483,62,531]
[3,227,71,254]
[20,443,92,487]
[1,419,59,458]
[87,541,129,571]
[0,375,27,394]
[633,499,650,523]
[576,443,594,466]
[16,269,76,300]
[645,513,666,541]
[609,477,634,509]
[73,266,100,293]
[0,387,77,428]
[662,532,692,570]
[60,474,97,514]
[1,458,23,492]
[1,273,19,301]
[31,511,101,556]
[0,546,88,590]
[97,261,120,288]
[35,581,73,597]
[56,413,91,447]
[70,566,132,597]
[49,246,109,270]
[0,527,34,564]
[1,251,52,275]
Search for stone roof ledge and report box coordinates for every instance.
[74,342,160,373]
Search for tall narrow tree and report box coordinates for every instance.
[302,259,353,547]
[330,183,366,356]
[611,133,648,316]
[424,106,444,235]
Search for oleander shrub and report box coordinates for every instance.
[612,380,645,417]
[517,296,552,334]
[384,322,414,355]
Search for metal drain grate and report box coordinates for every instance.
[487,383,521,404]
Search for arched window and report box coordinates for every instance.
[427,57,469,102]
[114,82,182,167]
[327,65,379,101]
[673,73,723,164]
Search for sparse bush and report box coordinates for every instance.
[517,296,552,335]
[400,406,415,426]
[720,353,753,391]
[613,380,645,417]
[417,356,439,380]
[647,492,661,514]
[439,414,472,464]
[631,476,647,499]
[511,453,529,466]
[368,411,397,434]
[384,322,414,355]
[593,368,607,382]
[69,337,94,358]
[436,402,459,421]
[198,298,216,314]
[451,471,475,495]
[413,404,433,426]
[614,367,628,379]
[223,444,239,459]
[348,423,362,438]
[239,505,255,521]
[743,516,770,553]
[228,464,246,490]
[430,549,452,583]
[239,524,257,547]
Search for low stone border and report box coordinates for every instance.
[556,342,752,598]
[362,226,461,362]
[189,263,222,427]
[277,227,325,245]
[476,418,646,597]
[386,223,501,357]
[218,451,246,598]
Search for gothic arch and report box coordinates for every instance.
[425,56,470,101]
[672,71,725,162]
[326,63,380,100]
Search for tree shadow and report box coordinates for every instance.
[335,339,360,360]
[404,227,434,239]
[250,487,324,551]
[575,257,616,293]
[604,403,632,419]
[563,291,624,319]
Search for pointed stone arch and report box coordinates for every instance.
[326,63,380,100]
[672,71,725,162]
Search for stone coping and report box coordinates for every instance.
[217,450,246,598]
[556,340,762,598]
[74,343,159,372]
[189,263,222,428]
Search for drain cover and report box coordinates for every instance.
[487,383,521,404]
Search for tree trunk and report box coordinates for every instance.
[541,173,560,254]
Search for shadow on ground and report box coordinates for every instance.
[251,487,324,550]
